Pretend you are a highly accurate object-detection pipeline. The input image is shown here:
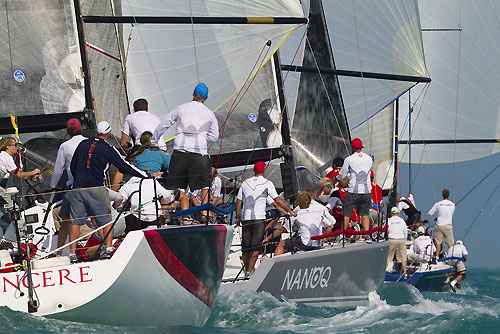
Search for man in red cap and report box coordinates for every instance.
[336,138,373,241]
[50,118,87,255]
[235,161,296,277]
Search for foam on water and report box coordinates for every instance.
[0,269,497,333]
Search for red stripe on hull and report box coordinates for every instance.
[144,230,215,307]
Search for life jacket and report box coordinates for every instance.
[401,198,421,225]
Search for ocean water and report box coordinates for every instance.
[1,268,498,334]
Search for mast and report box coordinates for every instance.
[73,0,96,129]
[273,52,298,203]
[389,98,399,211]
[408,91,412,192]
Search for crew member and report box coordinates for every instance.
[446,240,468,292]
[424,188,455,257]
[386,207,408,276]
[50,119,86,255]
[151,83,218,217]
[235,161,295,278]
[336,138,373,240]
[68,121,147,262]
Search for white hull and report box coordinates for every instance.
[0,224,234,326]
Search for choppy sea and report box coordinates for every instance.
[1,268,498,334]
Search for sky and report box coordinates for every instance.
[396,152,500,268]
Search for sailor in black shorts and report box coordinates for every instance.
[151,83,219,212]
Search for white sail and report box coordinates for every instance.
[120,0,305,148]
[321,0,427,187]
[400,0,500,164]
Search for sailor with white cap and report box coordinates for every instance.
[386,206,408,276]
[68,121,147,262]
[407,225,436,263]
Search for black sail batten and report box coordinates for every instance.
[401,139,500,144]
[281,65,431,83]
[83,16,308,25]
[74,0,95,119]
[211,148,282,169]
[0,112,91,135]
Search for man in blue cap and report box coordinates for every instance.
[152,83,219,217]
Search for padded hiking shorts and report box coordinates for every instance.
[388,238,407,263]
[68,186,111,227]
[241,219,266,253]
[435,224,454,247]
[343,192,371,217]
[165,150,211,191]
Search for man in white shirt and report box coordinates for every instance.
[120,98,166,151]
[151,83,218,215]
[386,207,408,275]
[445,240,468,292]
[336,138,373,235]
[114,177,173,232]
[424,188,455,257]
[407,226,435,263]
[50,119,86,255]
[235,161,295,277]
[264,191,336,256]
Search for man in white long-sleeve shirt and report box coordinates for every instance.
[151,83,219,213]
[336,138,373,236]
[50,119,86,255]
[424,188,455,257]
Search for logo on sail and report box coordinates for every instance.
[281,266,331,291]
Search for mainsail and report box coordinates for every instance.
[119,0,305,152]
[399,0,500,164]
[0,1,84,125]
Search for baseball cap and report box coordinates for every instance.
[194,83,208,98]
[417,226,425,234]
[66,118,81,134]
[456,240,463,245]
[96,121,111,135]
[391,206,399,214]
[254,161,266,174]
[351,138,364,150]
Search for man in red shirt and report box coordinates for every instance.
[370,170,383,227]
[325,156,344,180]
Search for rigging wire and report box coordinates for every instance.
[451,0,463,197]
[189,0,201,83]
[462,178,500,240]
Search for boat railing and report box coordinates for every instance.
[438,256,465,262]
